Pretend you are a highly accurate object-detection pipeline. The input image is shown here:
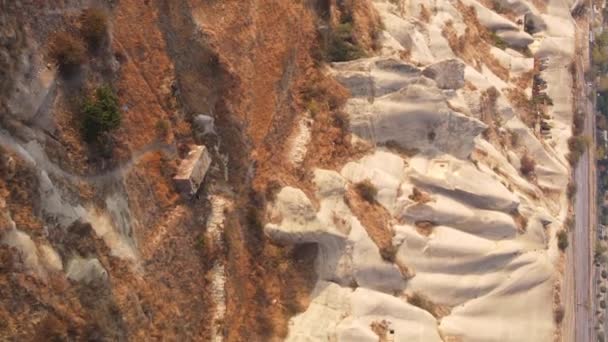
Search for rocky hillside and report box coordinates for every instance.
[0,0,580,341]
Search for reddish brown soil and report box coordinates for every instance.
[0,0,381,340]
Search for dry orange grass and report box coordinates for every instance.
[504,88,537,127]
[419,4,431,23]
[442,3,510,81]
[345,187,396,262]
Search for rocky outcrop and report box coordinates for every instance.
[422,59,466,90]
[266,0,576,341]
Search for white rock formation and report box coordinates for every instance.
[66,257,108,284]
[266,0,576,340]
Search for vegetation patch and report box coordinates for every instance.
[594,242,607,263]
[48,32,86,72]
[511,210,528,233]
[327,23,367,62]
[80,8,109,47]
[414,220,436,236]
[557,230,568,251]
[155,119,170,139]
[566,135,589,166]
[567,182,576,200]
[520,153,536,177]
[442,3,510,81]
[370,320,391,342]
[409,187,432,203]
[553,306,565,324]
[82,85,122,142]
[344,187,395,264]
[354,179,378,203]
[407,292,451,319]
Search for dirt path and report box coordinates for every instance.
[0,129,176,186]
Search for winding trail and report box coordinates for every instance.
[0,129,176,185]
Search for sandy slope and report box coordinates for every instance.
[269,0,577,340]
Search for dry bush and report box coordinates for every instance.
[354,179,378,203]
[511,210,528,233]
[564,216,574,231]
[81,8,109,46]
[155,119,170,139]
[567,135,589,166]
[371,320,391,341]
[407,292,451,319]
[572,110,585,136]
[567,182,576,200]
[414,220,436,236]
[409,187,432,203]
[510,130,520,147]
[48,32,86,71]
[557,230,569,250]
[554,306,565,324]
[513,69,535,89]
[419,4,431,23]
[480,87,499,124]
[34,315,67,341]
[379,244,398,262]
[379,140,420,157]
[520,153,536,176]
[505,88,537,128]
[327,23,367,62]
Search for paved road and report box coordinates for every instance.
[573,115,593,342]
[572,17,597,342]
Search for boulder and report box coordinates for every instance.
[66,257,108,284]
[422,59,465,89]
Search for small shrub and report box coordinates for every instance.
[602,300,607,309]
[510,131,520,147]
[596,242,608,263]
[409,187,432,203]
[265,180,283,202]
[306,99,321,117]
[419,4,431,22]
[520,153,536,176]
[82,85,121,142]
[35,315,67,341]
[354,179,378,203]
[532,93,554,106]
[567,182,577,200]
[327,23,367,62]
[155,119,170,138]
[601,285,607,293]
[573,110,585,135]
[48,32,86,71]
[567,135,590,166]
[557,230,569,251]
[333,110,350,131]
[379,245,397,262]
[489,31,507,49]
[407,292,449,318]
[80,8,109,46]
[554,306,565,324]
[564,216,575,231]
[415,220,436,236]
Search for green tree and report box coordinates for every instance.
[82,85,121,142]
